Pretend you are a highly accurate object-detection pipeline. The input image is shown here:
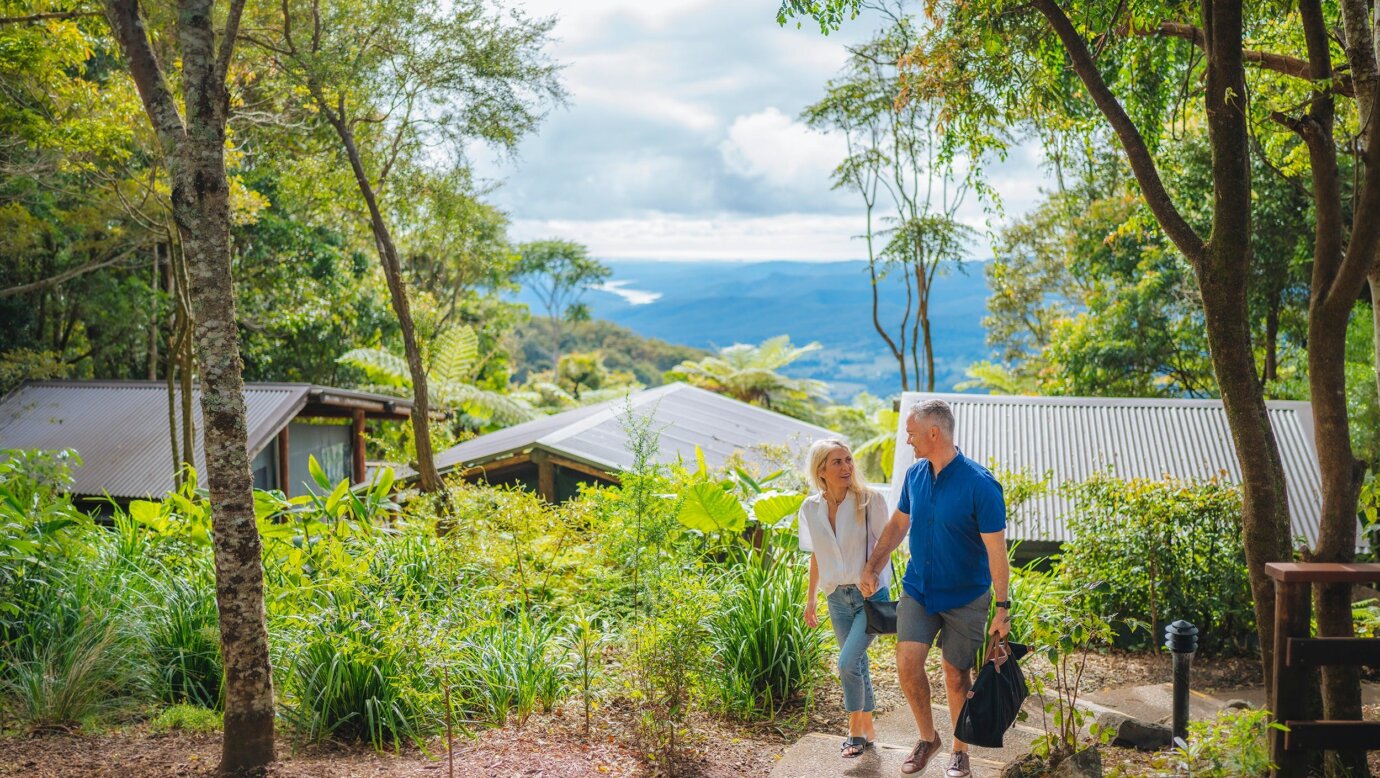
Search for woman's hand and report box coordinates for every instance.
[858,567,879,598]
[804,599,819,628]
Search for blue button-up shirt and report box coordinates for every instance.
[897,450,1006,613]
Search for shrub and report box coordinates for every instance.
[1150,708,1282,777]
[142,568,223,709]
[563,608,610,735]
[709,557,826,718]
[455,612,570,728]
[629,568,715,770]
[150,704,222,733]
[2,614,141,729]
[1060,474,1255,653]
[284,610,419,749]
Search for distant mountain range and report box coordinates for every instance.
[511,259,994,400]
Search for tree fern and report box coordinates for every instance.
[429,326,478,386]
[338,348,411,388]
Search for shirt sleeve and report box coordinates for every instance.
[797,504,814,553]
[975,474,1008,534]
[867,493,887,546]
[896,466,913,515]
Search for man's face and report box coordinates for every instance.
[905,415,939,460]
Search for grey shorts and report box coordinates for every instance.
[896,591,991,671]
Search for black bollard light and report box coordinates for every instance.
[1164,620,1199,742]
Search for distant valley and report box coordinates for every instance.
[512,259,995,400]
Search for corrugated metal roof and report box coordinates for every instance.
[0,380,406,499]
[886,393,1325,546]
[433,382,838,475]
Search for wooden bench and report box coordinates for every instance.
[1267,562,1380,777]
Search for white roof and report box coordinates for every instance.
[433,382,838,476]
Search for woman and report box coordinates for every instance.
[799,438,892,759]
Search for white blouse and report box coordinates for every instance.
[797,489,894,596]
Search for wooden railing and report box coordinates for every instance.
[1267,562,1380,777]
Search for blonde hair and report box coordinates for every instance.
[806,438,871,522]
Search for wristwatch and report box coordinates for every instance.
[994,600,1012,609]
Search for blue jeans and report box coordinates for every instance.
[825,584,889,713]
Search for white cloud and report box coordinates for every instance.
[512,212,871,260]
[718,107,846,190]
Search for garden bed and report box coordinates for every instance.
[0,649,1273,777]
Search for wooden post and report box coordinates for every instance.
[530,449,556,503]
[351,409,366,484]
[276,426,290,498]
[1271,578,1312,777]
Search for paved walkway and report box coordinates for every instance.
[772,681,1380,777]
[771,702,1040,778]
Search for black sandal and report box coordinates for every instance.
[841,735,868,758]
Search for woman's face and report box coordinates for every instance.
[820,447,855,491]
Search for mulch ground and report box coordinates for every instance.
[0,652,1301,778]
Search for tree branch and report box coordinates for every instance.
[215,0,249,87]
[0,248,139,298]
[103,0,186,154]
[0,10,101,24]
[1031,0,1204,262]
[1134,20,1357,97]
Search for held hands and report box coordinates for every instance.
[804,600,819,628]
[858,567,879,598]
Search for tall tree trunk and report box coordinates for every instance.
[147,243,159,380]
[550,316,563,373]
[319,102,441,492]
[1198,259,1293,703]
[1031,0,1293,697]
[871,258,908,391]
[1263,291,1279,383]
[103,0,275,774]
[1293,1,1380,771]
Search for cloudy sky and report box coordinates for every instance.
[471,0,1047,261]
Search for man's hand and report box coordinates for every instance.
[858,567,879,598]
[804,599,819,628]
[990,607,1011,640]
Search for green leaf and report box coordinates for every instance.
[430,325,478,384]
[372,467,395,500]
[129,499,162,524]
[677,481,748,534]
[694,445,708,477]
[308,455,331,491]
[325,479,350,515]
[752,492,806,526]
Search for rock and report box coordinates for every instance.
[1000,752,1046,778]
[1093,711,1173,750]
[1050,747,1103,778]
[1222,699,1252,711]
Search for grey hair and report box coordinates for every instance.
[908,399,956,438]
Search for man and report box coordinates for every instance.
[860,399,1010,777]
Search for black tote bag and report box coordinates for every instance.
[954,639,1030,748]
[861,498,898,635]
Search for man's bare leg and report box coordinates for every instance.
[897,640,936,741]
[942,660,974,752]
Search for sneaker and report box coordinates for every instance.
[900,734,942,775]
[945,750,971,778]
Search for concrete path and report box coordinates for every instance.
[773,681,1380,776]
[771,702,1042,778]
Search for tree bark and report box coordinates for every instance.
[316,96,441,492]
[1031,0,1292,698]
[1291,2,1380,771]
[1263,292,1278,383]
[103,0,275,774]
